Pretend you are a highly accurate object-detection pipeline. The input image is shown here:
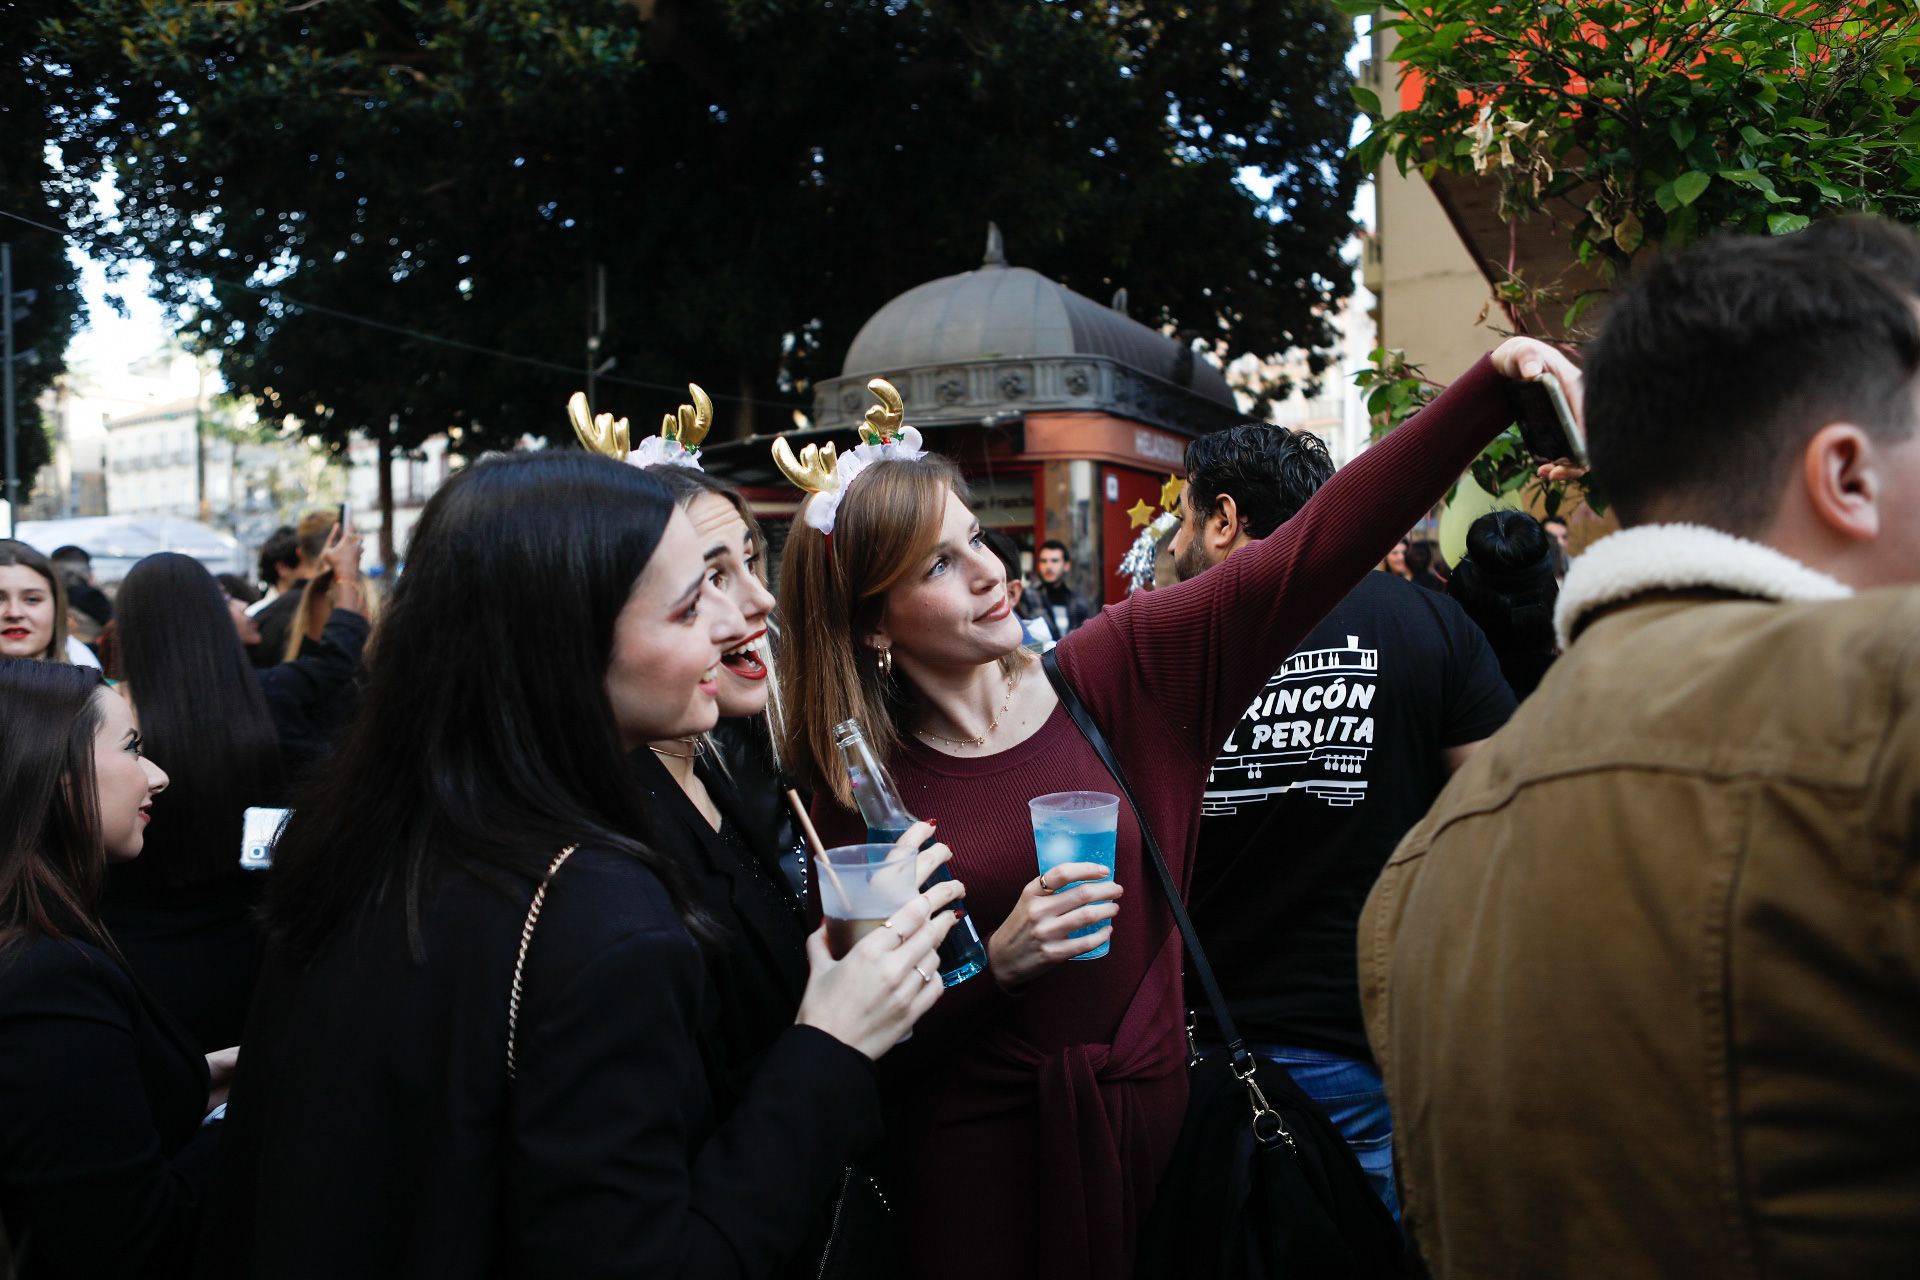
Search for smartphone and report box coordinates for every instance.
[239,806,292,872]
[1506,371,1589,468]
[336,502,351,532]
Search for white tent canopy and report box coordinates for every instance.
[11,515,244,584]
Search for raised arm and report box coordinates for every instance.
[1061,344,1569,770]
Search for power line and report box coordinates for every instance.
[0,206,809,415]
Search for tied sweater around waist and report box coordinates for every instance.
[812,356,1513,1280]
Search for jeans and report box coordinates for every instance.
[1250,1043,1399,1222]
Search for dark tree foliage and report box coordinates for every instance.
[0,0,87,506]
[35,0,1357,477]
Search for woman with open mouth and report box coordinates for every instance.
[644,464,939,1085]
[584,408,961,1272]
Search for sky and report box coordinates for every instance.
[68,251,170,377]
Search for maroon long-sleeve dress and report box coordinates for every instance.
[814,358,1512,1279]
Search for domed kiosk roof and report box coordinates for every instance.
[811,225,1243,439]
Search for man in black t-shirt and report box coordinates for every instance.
[1169,424,1516,1220]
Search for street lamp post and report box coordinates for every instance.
[2,243,17,537]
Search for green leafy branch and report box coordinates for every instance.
[1357,348,1606,517]
[1346,0,1920,311]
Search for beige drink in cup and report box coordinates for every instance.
[817,842,919,960]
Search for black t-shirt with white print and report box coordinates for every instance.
[1188,570,1516,1059]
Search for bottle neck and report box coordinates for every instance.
[836,732,912,827]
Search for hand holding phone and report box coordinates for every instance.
[1506,370,1590,469]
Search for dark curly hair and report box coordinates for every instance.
[1182,424,1335,539]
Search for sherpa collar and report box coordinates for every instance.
[1555,523,1852,648]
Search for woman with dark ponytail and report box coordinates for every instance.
[1447,509,1562,698]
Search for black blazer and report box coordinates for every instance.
[0,933,216,1279]
[709,717,810,899]
[200,842,880,1279]
[631,748,810,1107]
[98,876,264,1056]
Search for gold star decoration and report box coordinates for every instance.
[1126,498,1156,529]
[1160,474,1187,514]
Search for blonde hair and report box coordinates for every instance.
[776,456,1021,808]
[282,571,383,664]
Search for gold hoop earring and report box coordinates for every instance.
[876,647,893,678]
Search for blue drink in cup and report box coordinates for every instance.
[1028,791,1120,960]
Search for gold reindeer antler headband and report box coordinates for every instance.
[661,383,714,451]
[860,379,904,444]
[567,393,631,460]
[771,378,926,535]
[567,383,711,472]
[771,437,840,495]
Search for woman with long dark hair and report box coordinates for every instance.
[0,658,228,1279]
[201,452,959,1278]
[103,550,367,1052]
[774,342,1583,1279]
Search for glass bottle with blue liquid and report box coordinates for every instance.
[833,718,987,987]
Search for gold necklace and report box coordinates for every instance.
[919,670,1019,750]
[649,738,701,760]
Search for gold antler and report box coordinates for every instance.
[677,383,714,449]
[568,392,631,460]
[772,437,840,494]
[863,378,904,441]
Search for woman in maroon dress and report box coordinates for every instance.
[775,340,1580,1279]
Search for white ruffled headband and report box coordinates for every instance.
[566,384,712,472]
[771,378,926,536]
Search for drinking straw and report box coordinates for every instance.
[787,788,850,905]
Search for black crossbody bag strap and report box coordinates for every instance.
[1040,652,1291,1145]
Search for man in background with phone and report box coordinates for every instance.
[250,508,356,668]
[1362,217,1920,1277]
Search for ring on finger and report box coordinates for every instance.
[914,964,932,984]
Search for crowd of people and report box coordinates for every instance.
[1,216,1916,1280]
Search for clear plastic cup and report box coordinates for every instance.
[816,843,920,959]
[1028,791,1120,960]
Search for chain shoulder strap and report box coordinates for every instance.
[506,844,578,1082]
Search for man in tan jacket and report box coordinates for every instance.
[1360,217,1920,1278]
